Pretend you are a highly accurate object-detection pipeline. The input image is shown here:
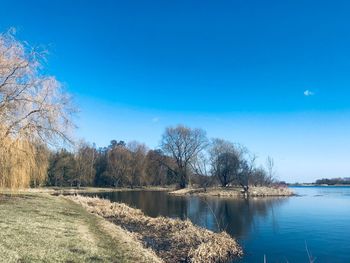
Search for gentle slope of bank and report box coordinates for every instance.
[25,186,172,195]
[0,192,161,263]
[67,195,243,263]
[169,186,294,197]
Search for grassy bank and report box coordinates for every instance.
[22,186,173,195]
[68,195,243,263]
[0,192,161,263]
[169,186,294,197]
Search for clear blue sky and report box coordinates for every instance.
[1,0,350,182]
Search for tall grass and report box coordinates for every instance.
[68,195,243,263]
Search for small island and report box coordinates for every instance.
[170,186,294,197]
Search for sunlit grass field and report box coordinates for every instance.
[0,192,158,263]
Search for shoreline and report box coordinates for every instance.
[67,195,243,262]
[18,186,173,195]
[3,186,295,199]
[169,186,295,198]
[289,184,350,187]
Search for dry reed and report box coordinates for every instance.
[67,195,243,263]
[170,186,294,198]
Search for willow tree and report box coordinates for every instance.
[0,29,74,188]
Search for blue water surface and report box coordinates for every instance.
[89,186,350,263]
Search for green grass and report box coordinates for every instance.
[0,193,158,263]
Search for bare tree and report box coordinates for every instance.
[107,143,131,187]
[161,125,208,188]
[191,152,215,189]
[75,141,97,187]
[250,167,268,186]
[144,150,169,186]
[236,152,256,193]
[266,156,276,184]
[0,29,75,188]
[0,29,74,145]
[209,139,260,193]
[47,149,76,187]
[209,139,240,187]
[127,141,147,188]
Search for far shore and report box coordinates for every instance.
[289,184,350,187]
[2,185,294,199]
[2,186,174,195]
[169,186,295,198]
[38,185,295,198]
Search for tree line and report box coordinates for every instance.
[315,177,350,185]
[47,125,277,191]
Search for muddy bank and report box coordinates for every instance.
[169,186,294,198]
[67,195,242,263]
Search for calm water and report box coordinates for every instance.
[88,187,350,262]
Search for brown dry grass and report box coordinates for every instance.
[67,195,243,263]
[24,186,173,195]
[170,186,294,198]
[248,186,294,197]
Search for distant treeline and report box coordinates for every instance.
[47,125,278,191]
[315,178,350,185]
[47,141,174,188]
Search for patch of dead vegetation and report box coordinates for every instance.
[248,186,294,197]
[97,218,163,263]
[25,186,173,195]
[67,195,243,263]
[169,186,294,198]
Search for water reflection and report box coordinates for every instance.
[188,197,287,239]
[89,191,287,240]
[84,188,350,262]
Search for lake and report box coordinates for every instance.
[87,186,350,262]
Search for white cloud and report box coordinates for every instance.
[152,117,160,123]
[304,90,315,96]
